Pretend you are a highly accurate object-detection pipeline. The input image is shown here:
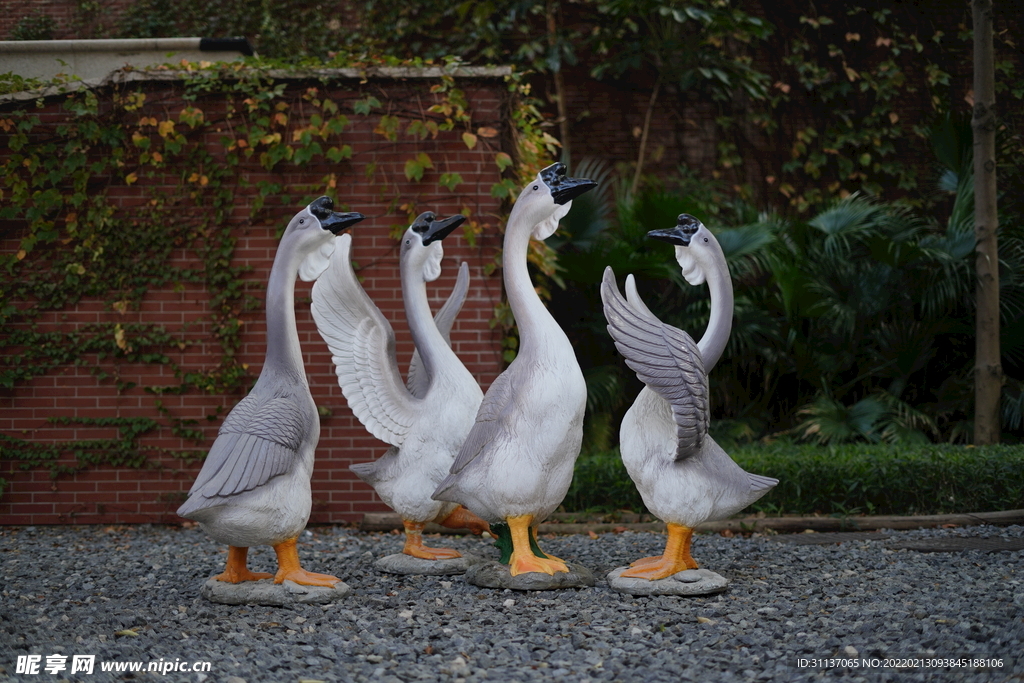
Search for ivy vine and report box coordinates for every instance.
[0,55,555,496]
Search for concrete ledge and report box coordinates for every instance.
[1,63,513,103]
[358,509,1024,535]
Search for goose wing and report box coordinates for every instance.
[624,273,658,319]
[177,391,308,514]
[601,267,709,460]
[407,261,470,399]
[311,233,419,446]
[434,369,516,494]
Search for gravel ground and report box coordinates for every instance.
[1,523,1021,683]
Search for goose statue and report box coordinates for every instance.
[310,212,490,561]
[600,214,777,580]
[177,196,365,587]
[432,163,597,577]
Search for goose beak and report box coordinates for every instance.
[647,214,702,246]
[540,162,597,205]
[321,211,366,234]
[422,214,466,245]
[308,195,366,234]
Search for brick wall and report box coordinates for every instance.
[0,73,511,525]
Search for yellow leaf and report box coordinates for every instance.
[274,112,288,126]
[462,132,478,149]
[16,249,26,260]
[476,126,498,138]
[114,325,128,351]
[158,120,175,137]
[114,629,138,637]
[888,112,899,124]
[199,175,209,186]
[151,152,163,163]
[125,172,138,185]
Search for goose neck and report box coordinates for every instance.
[402,268,451,377]
[503,217,561,354]
[697,246,734,372]
[263,239,306,380]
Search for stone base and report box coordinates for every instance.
[374,552,484,576]
[200,577,351,606]
[606,567,729,596]
[465,560,595,590]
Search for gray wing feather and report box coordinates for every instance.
[600,267,709,460]
[408,261,470,398]
[178,394,307,515]
[444,370,516,477]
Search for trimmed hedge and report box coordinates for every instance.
[564,443,1024,517]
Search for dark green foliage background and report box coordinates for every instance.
[566,443,1024,516]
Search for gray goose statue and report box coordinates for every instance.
[600,214,777,579]
[432,163,597,576]
[177,197,365,586]
[310,212,489,560]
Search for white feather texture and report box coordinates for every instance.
[298,238,336,282]
[311,227,483,525]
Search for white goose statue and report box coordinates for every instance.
[432,163,597,576]
[310,212,490,560]
[178,197,365,586]
[600,214,777,580]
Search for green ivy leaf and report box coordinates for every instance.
[439,172,462,190]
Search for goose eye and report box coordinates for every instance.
[704,237,709,242]
[405,239,410,245]
[299,218,305,224]
[533,185,539,191]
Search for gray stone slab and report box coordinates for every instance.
[772,531,892,545]
[200,577,351,606]
[891,537,1024,553]
[374,552,484,575]
[606,567,729,596]
[465,560,596,590]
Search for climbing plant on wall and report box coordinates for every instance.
[0,55,556,494]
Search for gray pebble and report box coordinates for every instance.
[1,523,1020,682]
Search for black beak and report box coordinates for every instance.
[321,211,366,234]
[540,162,597,206]
[647,214,702,247]
[309,196,366,234]
[422,214,466,245]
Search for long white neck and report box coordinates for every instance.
[402,262,452,380]
[696,244,734,372]
[263,236,307,382]
[503,215,561,358]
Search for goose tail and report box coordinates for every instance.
[748,473,778,494]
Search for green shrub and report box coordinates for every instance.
[564,442,1024,517]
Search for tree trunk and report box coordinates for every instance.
[972,0,1001,444]
[631,77,661,197]
[546,0,571,165]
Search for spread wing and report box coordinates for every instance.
[310,233,419,446]
[601,267,709,460]
[178,392,308,515]
[407,261,470,399]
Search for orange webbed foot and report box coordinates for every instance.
[214,546,273,583]
[509,549,569,576]
[272,537,340,586]
[438,506,491,536]
[274,568,341,587]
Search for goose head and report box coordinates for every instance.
[509,162,597,240]
[293,196,366,281]
[647,214,719,286]
[401,211,467,282]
